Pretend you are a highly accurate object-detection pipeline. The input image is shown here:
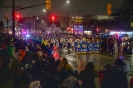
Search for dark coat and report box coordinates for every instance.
[101,66,128,88]
[78,70,98,88]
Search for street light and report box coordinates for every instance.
[66,0,79,34]
[43,9,46,12]
[67,0,70,3]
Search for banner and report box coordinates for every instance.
[81,42,88,52]
[74,41,100,53]
[73,25,83,34]
[74,42,81,52]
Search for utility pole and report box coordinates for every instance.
[6,18,9,35]
[6,18,8,29]
[12,0,15,38]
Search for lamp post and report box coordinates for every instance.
[67,0,79,34]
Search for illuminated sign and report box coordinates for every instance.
[74,19,83,22]
[73,25,83,34]
[72,16,83,19]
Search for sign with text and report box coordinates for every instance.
[73,25,83,34]
[74,41,100,53]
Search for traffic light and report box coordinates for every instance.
[16,14,20,20]
[96,28,99,32]
[51,16,55,21]
[107,4,112,15]
[95,28,100,34]
[16,14,20,18]
[46,0,51,10]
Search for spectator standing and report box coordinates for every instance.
[78,62,98,88]
[114,39,118,53]
[58,58,73,82]
[101,64,128,88]
[9,56,21,88]
[62,71,77,88]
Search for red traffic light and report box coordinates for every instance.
[52,16,54,19]
[16,14,20,20]
[16,15,20,18]
[51,16,55,21]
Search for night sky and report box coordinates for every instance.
[0,0,123,25]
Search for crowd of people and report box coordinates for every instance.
[0,33,132,88]
[101,36,133,55]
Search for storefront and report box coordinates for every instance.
[83,27,93,36]
[73,24,84,34]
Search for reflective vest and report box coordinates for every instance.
[42,40,47,46]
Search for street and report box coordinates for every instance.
[61,51,133,88]
[63,51,133,72]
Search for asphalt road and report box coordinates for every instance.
[61,50,133,88]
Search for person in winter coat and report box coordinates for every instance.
[78,62,98,88]
[7,44,14,57]
[62,70,77,88]
[58,58,73,81]
[9,56,21,88]
[101,65,128,88]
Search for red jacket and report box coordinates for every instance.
[129,78,133,87]
[98,71,104,84]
